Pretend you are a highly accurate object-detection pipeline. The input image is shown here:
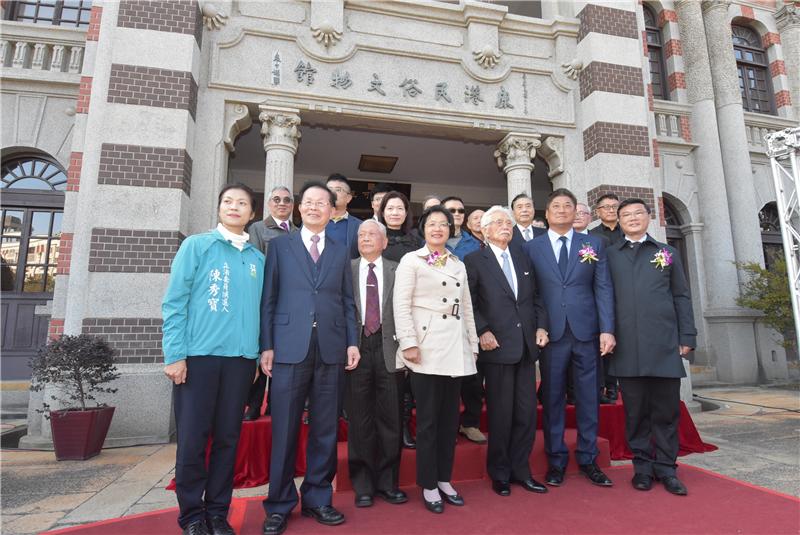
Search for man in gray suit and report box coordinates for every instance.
[244,185,297,421]
[345,219,408,508]
[606,198,696,496]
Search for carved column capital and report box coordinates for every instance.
[776,3,800,32]
[539,136,564,178]
[259,106,302,154]
[494,133,541,172]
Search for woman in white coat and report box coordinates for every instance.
[393,205,479,513]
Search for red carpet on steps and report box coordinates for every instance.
[45,465,800,535]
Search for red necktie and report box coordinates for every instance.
[364,263,380,336]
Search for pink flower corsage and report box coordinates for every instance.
[578,243,598,264]
[426,251,446,268]
[651,248,673,271]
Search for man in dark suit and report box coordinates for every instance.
[326,174,361,259]
[524,188,616,488]
[245,186,297,421]
[465,206,549,497]
[346,219,407,508]
[260,181,361,535]
[607,198,696,496]
[510,193,547,249]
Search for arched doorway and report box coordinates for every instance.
[759,202,783,270]
[663,197,689,279]
[1,153,66,380]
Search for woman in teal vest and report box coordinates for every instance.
[162,183,265,535]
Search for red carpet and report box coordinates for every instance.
[45,465,800,535]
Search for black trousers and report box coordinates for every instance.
[618,377,681,478]
[409,372,462,490]
[344,329,404,496]
[459,364,485,428]
[173,356,256,528]
[484,353,537,482]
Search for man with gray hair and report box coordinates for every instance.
[464,206,550,497]
[345,219,407,508]
[244,185,297,421]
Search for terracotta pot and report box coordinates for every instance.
[49,406,115,461]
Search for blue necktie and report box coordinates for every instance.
[501,251,516,297]
[558,236,568,277]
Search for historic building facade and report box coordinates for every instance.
[1,0,798,447]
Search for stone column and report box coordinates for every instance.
[674,0,759,383]
[494,132,541,207]
[776,3,800,121]
[701,0,765,268]
[259,105,301,197]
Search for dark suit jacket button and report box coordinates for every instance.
[454,298,459,303]
[562,303,566,307]
[456,282,461,287]
[442,314,447,319]
[455,315,460,320]
[422,326,426,331]
[442,298,447,302]
[442,281,447,286]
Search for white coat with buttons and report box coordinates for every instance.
[393,246,479,376]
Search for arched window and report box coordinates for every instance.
[3,0,92,28]
[759,202,783,270]
[732,25,775,115]
[644,4,669,101]
[663,198,689,279]
[1,156,67,191]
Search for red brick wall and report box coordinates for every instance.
[48,318,65,340]
[82,318,163,364]
[776,90,792,108]
[67,152,82,192]
[56,232,73,275]
[88,229,184,273]
[117,0,202,46]
[76,76,92,113]
[679,116,692,142]
[664,39,683,59]
[770,60,787,77]
[668,72,687,91]
[86,6,102,41]
[587,185,657,219]
[98,143,192,195]
[583,122,651,160]
[762,32,781,48]
[657,9,678,28]
[577,4,638,42]
[107,64,198,120]
[740,5,755,20]
[579,61,645,100]
[652,139,660,168]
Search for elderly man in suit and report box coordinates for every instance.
[260,181,360,535]
[510,193,546,248]
[464,206,549,497]
[245,186,298,421]
[524,188,616,488]
[345,219,408,508]
[607,198,696,496]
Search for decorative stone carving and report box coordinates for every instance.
[223,103,252,153]
[259,110,302,153]
[311,22,343,48]
[539,136,564,178]
[561,59,584,81]
[473,45,502,69]
[201,2,228,31]
[775,3,800,30]
[494,133,541,169]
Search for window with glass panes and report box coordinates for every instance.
[643,4,669,101]
[6,0,92,28]
[732,25,775,114]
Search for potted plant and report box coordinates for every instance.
[30,334,120,460]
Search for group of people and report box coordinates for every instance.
[162,175,697,535]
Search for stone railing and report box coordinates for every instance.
[743,111,798,153]
[0,21,86,74]
[652,99,693,142]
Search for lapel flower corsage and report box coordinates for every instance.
[651,247,673,271]
[426,250,447,268]
[578,243,598,264]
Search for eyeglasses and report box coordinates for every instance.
[576,211,591,217]
[448,208,466,214]
[597,204,619,211]
[619,210,649,220]
[301,200,330,209]
[270,196,293,205]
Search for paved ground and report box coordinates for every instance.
[1,384,797,534]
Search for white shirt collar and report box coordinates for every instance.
[272,216,289,226]
[547,228,574,244]
[359,256,383,270]
[487,241,510,259]
[216,223,249,250]
[300,226,325,243]
[625,234,648,244]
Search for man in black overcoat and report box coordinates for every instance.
[606,198,697,496]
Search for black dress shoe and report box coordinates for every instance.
[402,426,417,449]
[578,463,613,487]
[599,395,614,405]
[243,410,260,421]
[301,505,345,526]
[184,519,211,535]
[355,494,373,508]
[661,475,688,496]
[423,493,444,514]
[207,516,234,535]
[545,467,565,486]
[262,513,287,535]
[438,489,465,506]
[376,489,408,504]
[492,480,511,496]
[605,386,619,401]
[511,477,548,494]
[631,473,653,491]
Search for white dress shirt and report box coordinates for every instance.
[300,226,325,255]
[487,242,517,298]
[358,256,384,324]
[624,234,647,244]
[547,228,575,260]
[517,224,535,241]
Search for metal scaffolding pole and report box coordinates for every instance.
[764,127,800,351]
